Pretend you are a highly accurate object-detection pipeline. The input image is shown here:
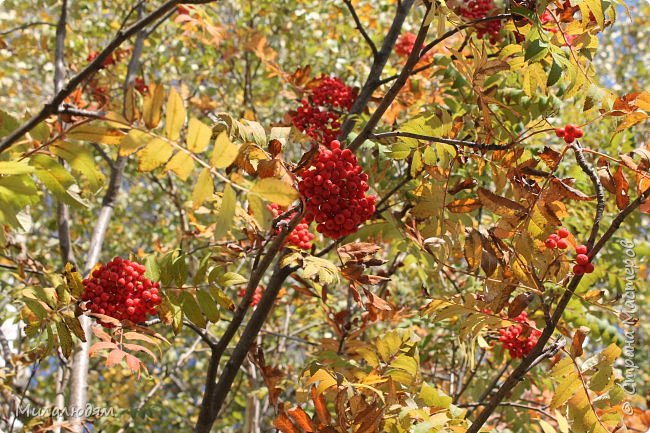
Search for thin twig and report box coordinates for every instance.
[343,0,378,56]
[369,131,515,151]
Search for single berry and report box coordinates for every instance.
[584,262,595,273]
[573,264,586,275]
[548,233,560,241]
[555,128,565,137]
[557,227,569,238]
[574,128,584,138]
[545,238,557,249]
[556,239,568,249]
[576,254,589,265]
[576,244,588,255]
[564,124,577,135]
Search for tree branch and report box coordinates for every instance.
[0,0,215,155]
[571,142,605,249]
[343,0,378,57]
[465,186,650,433]
[338,0,416,143]
[348,2,432,152]
[369,131,515,152]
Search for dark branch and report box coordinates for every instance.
[343,0,378,56]
[338,0,416,143]
[571,142,605,249]
[369,131,515,152]
[348,3,433,152]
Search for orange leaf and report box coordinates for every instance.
[287,407,315,432]
[311,385,332,426]
[446,197,481,213]
[105,349,126,367]
[274,409,301,433]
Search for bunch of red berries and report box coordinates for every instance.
[498,312,541,359]
[268,203,314,250]
[555,124,584,143]
[310,75,357,111]
[298,140,376,239]
[544,227,570,250]
[291,75,356,144]
[458,0,502,43]
[238,286,264,307]
[396,32,417,57]
[82,257,162,326]
[572,244,594,275]
[292,101,341,144]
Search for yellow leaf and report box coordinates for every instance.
[192,168,214,209]
[306,369,337,395]
[636,92,650,111]
[539,420,558,433]
[616,111,648,132]
[164,151,195,180]
[187,117,212,153]
[137,138,173,172]
[0,161,35,175]
[250,178,298,207]
[550,371,581,409]
[143,83,165,129]
[165,87,186,140]
[582,0,604,28]
[120,129,152,156]
[211,131,239,168]
[67,124,123,145]
[214,184,237,239]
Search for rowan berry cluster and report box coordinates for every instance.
[396,32,417,57]
[291,75,357,143]
[555,124,584,143]
[458,0,502,43]
[544,227,570,250]
[82,257,162,326]
[267,203,314,250]
[498,312,541,359]
[238,286,264,307]
[298,140,376,239]
[573,244,594,275]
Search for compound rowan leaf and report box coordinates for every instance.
[143,83,165,129]
[477,187,526,215]
[164,151,195,180]
[192,168,214,209]
[250,178,298,207]
[214,184,237,239]
[137,138,173,172]
[187,117,212,153]
[165,87,186,140]
[446,197,480,213]
[211,131,239,168]
[67,124,123,145]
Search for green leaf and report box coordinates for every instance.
[214,184,237,239]
[165,87,186,141]
[31,156,88,208]
[302,256,339,285]
[144,255,160,281]
[0,161,35,175]
[51,141,105,190]
[187,117,212,153]
[250,178,298,207]
[56,321,74,358]
[547,60,563,87]
[180,291,206,328]
[419,383,452,408]
[219,272,248,286]
[195,289,220,322]
[525,39,549,63]
[0,109,20,138]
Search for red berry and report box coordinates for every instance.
[549,233,560,241]
[576,244,588,255]
[564,135,574,143]
[576,254,589,265]
[545,239,557,249]
[573,264,585,275]
[555,128,565,137]
[564,124,577,135]
[584,262,595,273]
[557,227,569,238]
[574,128,584,138]
[556,239,568,249]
